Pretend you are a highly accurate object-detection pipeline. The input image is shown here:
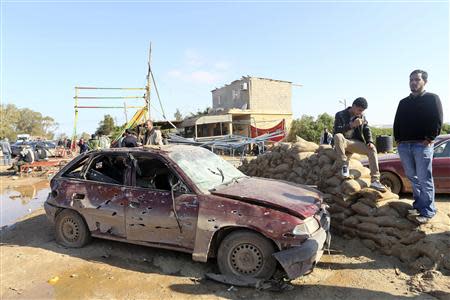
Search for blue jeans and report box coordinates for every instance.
[397,143,436,218]
[3,153,11,165]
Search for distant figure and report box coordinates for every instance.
[66,138,72,149]
[394,69,443,224]
[88,134,100,150]
[333,97,386,192]
[142,120,163,146]
[117,133,126,147]
[35,144,48,161]
[122,129,138,148]
[320,128,333,145]
[78,139,89,153]
[0,137,12,165]
[99,135,111,149]
[9,146,35,173]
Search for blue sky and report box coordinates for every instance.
[1,1,449,136]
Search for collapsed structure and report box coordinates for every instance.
[239,138,450,273]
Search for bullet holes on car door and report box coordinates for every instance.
[126,155,198,249]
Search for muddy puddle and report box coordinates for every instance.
[1,180,50,227]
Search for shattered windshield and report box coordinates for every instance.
[168,147,246,193]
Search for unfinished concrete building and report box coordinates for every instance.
[181,76,293,140]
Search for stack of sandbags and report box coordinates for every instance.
[239,137,450,273]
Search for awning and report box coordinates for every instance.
[181,114,232,128]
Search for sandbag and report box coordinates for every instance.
[375,205,400,218]
[388,201,413,217]
[357,215,417,230]
[342,179,361,195]
[294,137,319,152]
[351,202,374,216]
[357,222,380,234]
[342,216,360,228]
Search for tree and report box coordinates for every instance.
[288,113,334,143]
[174,109,183,121]
[189,107,210,117]
[0,104,58,140]
[79,132,91,141]
[441,123,450,134]
[95,115,116,136]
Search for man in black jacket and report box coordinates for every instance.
[333,97,386,191]
[394,70,443,224]
[122,129,138,148]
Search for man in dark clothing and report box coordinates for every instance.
[333,97,386,191]
[394,70,443,224]
[320,128,333,145]
[122,129,138,148]
[78,138,89,154]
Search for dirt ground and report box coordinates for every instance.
[1,175,449,300]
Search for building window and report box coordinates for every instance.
[218,95,221,105]
[232,89,239,101]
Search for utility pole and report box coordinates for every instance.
[339,98,347,109]
[123,101,128,123]
[145,42,152,120]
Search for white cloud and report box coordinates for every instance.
[189,71,220,84]
[166,49,231,85]
[185,49,204,67]
[213,61,230,70]
[167,69,183,78]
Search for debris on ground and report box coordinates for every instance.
[205,273,294,291]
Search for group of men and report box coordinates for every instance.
[331,69,443,224]
[118,120,164,148]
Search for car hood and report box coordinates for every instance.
[211,177,321,219]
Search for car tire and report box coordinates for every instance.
[380,172,402,194]
[55,209,91,248]
[217,230,277,279]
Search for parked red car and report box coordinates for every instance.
[45,145,330,280]
[366,134,450,194]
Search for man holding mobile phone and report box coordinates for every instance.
[333,97,386,192]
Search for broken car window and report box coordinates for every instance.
[168,147,245,193]
[134,156,175,191]
[85,154,128,185]
[62,155,90,179]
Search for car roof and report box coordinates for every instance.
[436,134,450,143]
[89,144,206,156]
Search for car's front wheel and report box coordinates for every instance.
[380,172,402,194]
[55,210,91,248]
[217,230,277,279]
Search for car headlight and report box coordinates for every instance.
[292,216,320,236]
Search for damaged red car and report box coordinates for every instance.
[45,145,330,280]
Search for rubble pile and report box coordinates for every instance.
[239,137,450,273]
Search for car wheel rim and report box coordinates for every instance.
[62,218,80,242]
[230,243,263,275]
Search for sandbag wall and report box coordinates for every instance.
[238,138,450,272]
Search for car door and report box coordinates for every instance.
[433,140,450,192]
[70,152,130,238]
[125,153,199,251]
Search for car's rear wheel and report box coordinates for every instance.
[55,210,91,248]
[217,230,277,279]
[380,172,402,194]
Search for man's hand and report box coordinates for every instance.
[351,118,364,128]
[367,142,376,150]
[422,139,433,146]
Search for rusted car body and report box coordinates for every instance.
[45,145,330,280]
